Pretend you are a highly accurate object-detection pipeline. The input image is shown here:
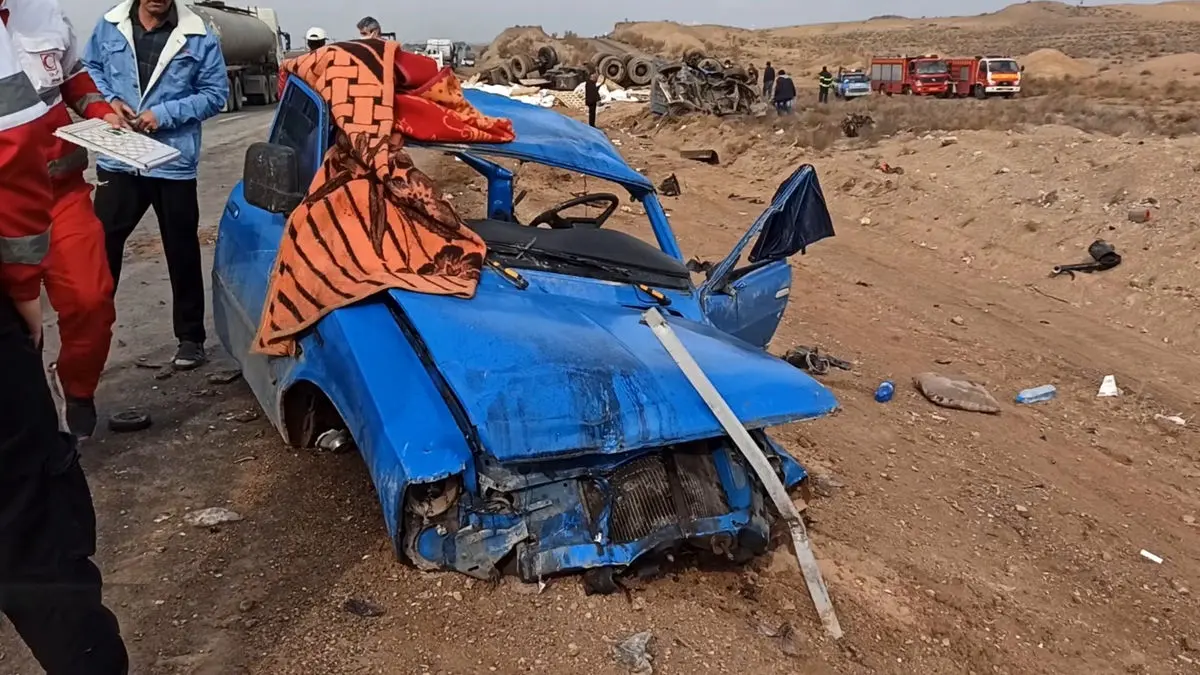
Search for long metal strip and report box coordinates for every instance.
[642,307,843,639]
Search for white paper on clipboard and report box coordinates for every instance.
[54,118,181,172]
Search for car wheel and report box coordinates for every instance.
[582,567,620,595]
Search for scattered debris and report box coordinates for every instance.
[228,409,261,423]
[859,216,872,226]
[207,369,242,385]
[940,136,959,147]
[680,148,720,164]
[613,631,654,674]
[658,173,681,196]
[342,597,386,618]
[1015,504,1032,518]
[1127,207,1152,223]
[841,112,875,138]
[950,315,966,326]
[1097,375,1121,398]
[1140,549,1164,564]
[913,373,1002,414]
[783,346,853,375]
[1154,413,1187,427]
[1051,240,1122,277]
[1016,384,1057,404]
[877,161,905,175]
[107,409,152,433]
[184,507,243,527]
[874,380,895,403]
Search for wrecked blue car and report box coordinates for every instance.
[212,76,838,590]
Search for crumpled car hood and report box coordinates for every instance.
[390,286,837,463]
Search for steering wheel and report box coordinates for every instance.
[528,193,620,229]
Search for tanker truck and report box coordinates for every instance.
[188,1,285,113]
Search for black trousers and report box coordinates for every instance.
[95,168,205,344]
[587,103,597,128]
[819,87,830,103]
[0,296,128,674]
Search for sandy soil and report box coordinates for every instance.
[3,3,1200,673]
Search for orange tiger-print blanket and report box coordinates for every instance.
[253,39,514,356]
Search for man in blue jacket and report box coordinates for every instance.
[83,0,227,369]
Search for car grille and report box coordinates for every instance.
[607,452,730,544]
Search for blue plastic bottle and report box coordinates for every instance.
[874,381,895,403]
[1015,385,1057,404]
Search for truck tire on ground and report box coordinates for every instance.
[490,66,512,86]
[627,57,653,86]
[589,52,609,69]
[536,45,559,70]
[599,55,627,84]
[510,54,536,79]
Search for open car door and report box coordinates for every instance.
[699,164,835,348]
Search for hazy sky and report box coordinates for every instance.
[60,0,1169,44]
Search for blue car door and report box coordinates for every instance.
[212,77,328,406]
[699,164,835,348]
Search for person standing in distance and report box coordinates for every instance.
[762,60,775,99]
[584,71,600,128]
[82,0,227,370]
[0,1,130,671]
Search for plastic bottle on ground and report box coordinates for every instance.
[874,381,895,403]
[1015,384,1057,404]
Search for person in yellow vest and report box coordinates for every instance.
[818,66,833,103]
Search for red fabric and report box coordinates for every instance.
[44,186,114,398]
[60,70,115,120]
[391,51,514,142]
[0,119,53,301]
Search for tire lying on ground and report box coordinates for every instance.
[536,45,559,70]
[627,56,653,86]
[510,54,536,79]
[490,65,512,85]
[589,51,610,69]
[599,55,627,84]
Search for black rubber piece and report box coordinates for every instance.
[582,567,620,595]
[108,410,152,433]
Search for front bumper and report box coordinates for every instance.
[403,437,807,582]
[985,85,1020,94]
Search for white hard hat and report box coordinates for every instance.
[305,27,327,41]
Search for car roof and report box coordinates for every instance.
[411,90,655,194]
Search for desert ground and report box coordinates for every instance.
[2,2,1199,674]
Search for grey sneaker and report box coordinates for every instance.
[65,396,98,439]
[173,341,206,370]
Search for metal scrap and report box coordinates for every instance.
[651,58,760,117]
[841,112,876,138]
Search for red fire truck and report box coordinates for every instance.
[868,55,950,96]
[945,55,1023,98]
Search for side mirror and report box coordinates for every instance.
[243,142,304,214]
[1020,65,1025,72]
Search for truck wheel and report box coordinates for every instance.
[232,77,244,111]
[510,54,536,79]
[902,84,912,95]
[222,75,237,113]
[536,45,559,70]
[627,57,653,86]
[599,55,627,84]
[973,84,986,99]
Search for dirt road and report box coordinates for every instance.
[2,97,1198,674]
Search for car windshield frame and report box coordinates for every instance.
[915,60,948,75]
[842,74,869,83]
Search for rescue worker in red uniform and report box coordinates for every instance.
[0,0,129,671]
[7,0,125,438]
